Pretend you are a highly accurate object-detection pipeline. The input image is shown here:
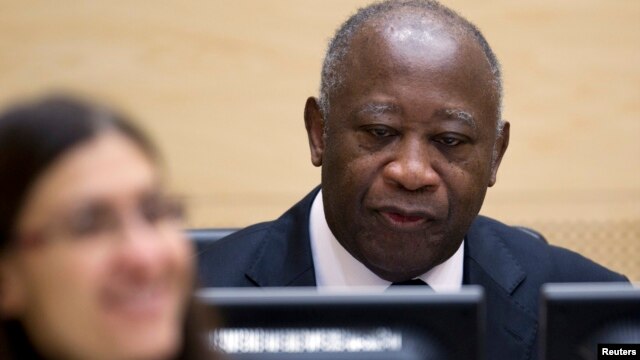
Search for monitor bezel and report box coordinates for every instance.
[196,286,485,360]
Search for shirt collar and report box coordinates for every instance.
[309,189,464,292]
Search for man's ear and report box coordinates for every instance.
[304,97,326,167]
[489,120,510,187]
[0,257,25,319]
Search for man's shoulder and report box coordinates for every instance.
[198,187,319,257]
[199,221,273,255]
[469,215,627,283]
[196,187,320,287]
[196,221,275,286]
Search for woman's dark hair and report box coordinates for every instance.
[0,94,158,249]
[0,94,216,360]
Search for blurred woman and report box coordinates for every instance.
[0,95,212,359]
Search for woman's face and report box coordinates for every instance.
[1,132,193,360]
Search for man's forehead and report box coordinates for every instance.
[357,9,465,45]
[346,12,478,71]
[325,7,500,123]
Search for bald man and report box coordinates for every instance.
[198,1,627,359]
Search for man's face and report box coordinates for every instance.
[305,19,509,282]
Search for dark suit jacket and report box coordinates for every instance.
[197,187,627,360]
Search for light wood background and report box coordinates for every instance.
[0,0,638,279]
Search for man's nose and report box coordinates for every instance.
[382,138,440,191]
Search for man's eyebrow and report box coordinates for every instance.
[439,108,477,130]
[357,102,401,116]
[355,104,477,129]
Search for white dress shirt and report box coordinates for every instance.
[309,190,464,292]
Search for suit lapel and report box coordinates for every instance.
[465,217,526,293]
[465,216,538,360]
[246,187,320,287]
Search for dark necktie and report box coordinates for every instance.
[389,278,432,288]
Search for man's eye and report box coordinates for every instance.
[435,136,463,146]
[367,127,395,138]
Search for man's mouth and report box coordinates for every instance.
[385,212,425,223]
[376,206,436,228]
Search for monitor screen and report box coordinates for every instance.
[539,283,640,360]
[196,286,484,360]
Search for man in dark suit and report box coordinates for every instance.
[198,1,627,359]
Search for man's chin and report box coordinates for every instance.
[362,257,438,283]
[358,241,459,282]
[372,268,431,283]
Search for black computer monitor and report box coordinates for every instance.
[539,283,640,360]
[196,286,484,360]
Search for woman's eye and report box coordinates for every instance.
[140,197,164,223]
[140,195,185,224]
[67,206,113,238]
